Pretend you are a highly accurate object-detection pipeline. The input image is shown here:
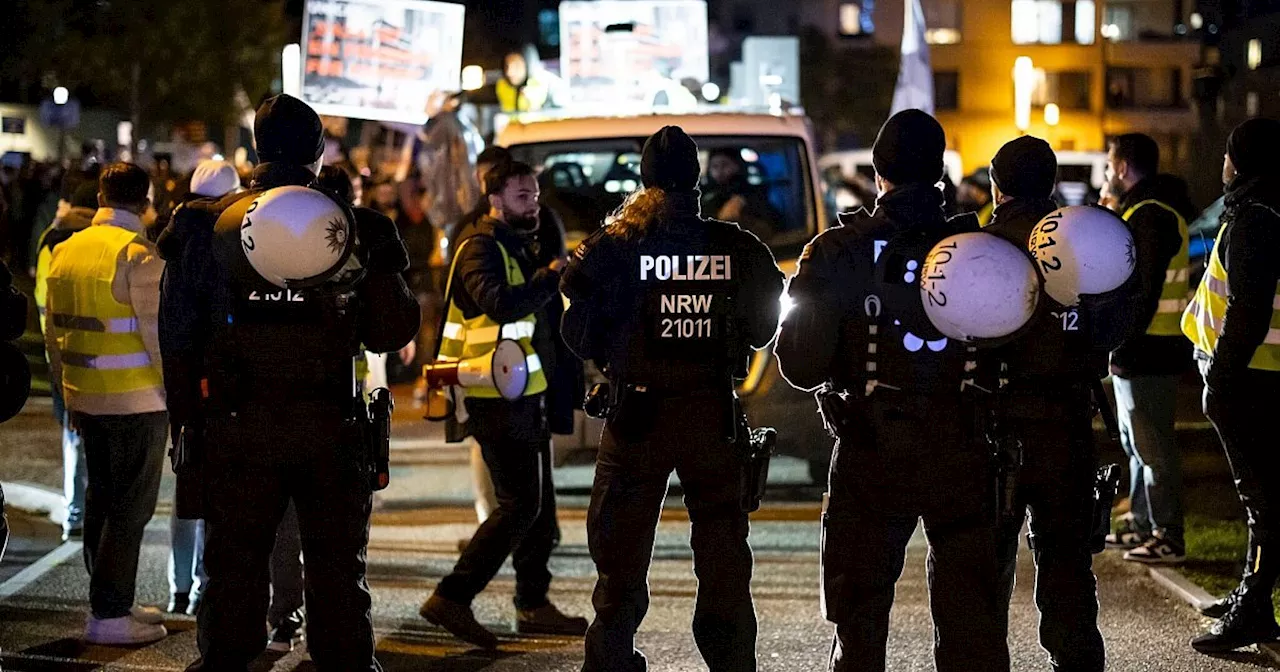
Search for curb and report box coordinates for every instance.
[0,481,67,524]
[1145,565,1280,663]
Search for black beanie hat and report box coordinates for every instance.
[872,109,946,186]
[1227,117,1280,181]
[990,136,1058,199]
[254,94,325,165]
[641,126,701,192]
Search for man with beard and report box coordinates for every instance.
[1102,134,1194,565]
[419,161,588,647]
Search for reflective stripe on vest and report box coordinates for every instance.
[436,236,547,398]
[45,225,162,396]
[1182,213,1280,371]
[1123,199,1190,336]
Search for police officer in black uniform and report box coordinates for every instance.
[160,94,420,671]
[982,136,1106,672]
[774,110,1009,672]
[561,126,784,672]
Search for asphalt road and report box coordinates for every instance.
[1,499,1277,671]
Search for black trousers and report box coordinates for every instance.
[187,411,378,672]
[436,395,556,610]
[77,411,168,619]
[823,397,1009,672]
[995,399,1104,672]
[583,391,755,672]
[1204,373,1280,617]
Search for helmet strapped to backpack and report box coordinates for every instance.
[1031,206,1135,307]
[921,232,1041,344]
[215,185,359,290]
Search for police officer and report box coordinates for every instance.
[1184,117,1280,653]
[561,126,784,672]
[982,136,1106,671]
[160,94,420,671]
[774,110,1009,672]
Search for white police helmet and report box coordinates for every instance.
[239,185,355,289]
[1030,206,1135,307]
[920,232,1041,342]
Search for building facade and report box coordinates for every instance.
[713,0,1204,174]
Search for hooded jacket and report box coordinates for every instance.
[1110,175,1196,377]
[1203,173,1280,391]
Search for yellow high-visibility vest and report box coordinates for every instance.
[1123,199,1190,336]
[46,226,162,396]
[1182,213,1280,371]
[436,236,547,398]
[977,201,994,228]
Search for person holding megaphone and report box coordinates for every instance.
[419,160,588,648]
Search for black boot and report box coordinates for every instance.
[1191,601,1280,654]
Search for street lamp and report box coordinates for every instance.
[282,44,301,97]
[53,87,69,105]
[1044,103,1060,127]
[1014,57,1035,132]
[461,65,485,92]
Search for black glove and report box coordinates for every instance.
[354,208,411,274]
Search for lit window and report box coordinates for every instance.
[840,3,863,36]
[1247,91,1260,117]
[926,28,962,44]
[1075,0,1095,45]
[1248,39,1262,70]
[1012,0,1067,45]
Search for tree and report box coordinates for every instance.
[799,27,900,153]
[32,0,292,152]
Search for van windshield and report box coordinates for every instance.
[508,136,817,257]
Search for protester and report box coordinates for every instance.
[45,162,168,645]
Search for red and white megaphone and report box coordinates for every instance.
[423,339,530,420]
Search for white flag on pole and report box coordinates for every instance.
[890,0,934,116]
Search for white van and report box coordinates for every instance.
[498,109,834,479]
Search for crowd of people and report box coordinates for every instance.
[8,86,1280,672]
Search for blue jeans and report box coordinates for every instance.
[1113,374,1184,546]
[53,386,86,531]
[169,515,208,599]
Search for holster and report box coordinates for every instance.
[739,424,777,514]
[815,384,875,451]
[1090,464,1122,554]
[987,412,1024,529]
[172,422,205,520]
[364,388,394,491]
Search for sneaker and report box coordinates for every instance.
[420,593,499,649]
[130,606,166,625]
[1105,515,1149,549]
[84,615,167,645]
[266,610,304,653]
[516,603,589,637]
[167,594,190,615]
[1124,536,1186,565]
[187,593,202,617]
[1191,605,1280,653]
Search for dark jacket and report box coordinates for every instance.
[159,162,420,433]
[561,194,783,390]
[1204,173,1280,392]
[984,197,1107,393]
[1110,175,1196,377]
[452,205,583,434]
[775,184,975,396]
[449,214,563,432]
